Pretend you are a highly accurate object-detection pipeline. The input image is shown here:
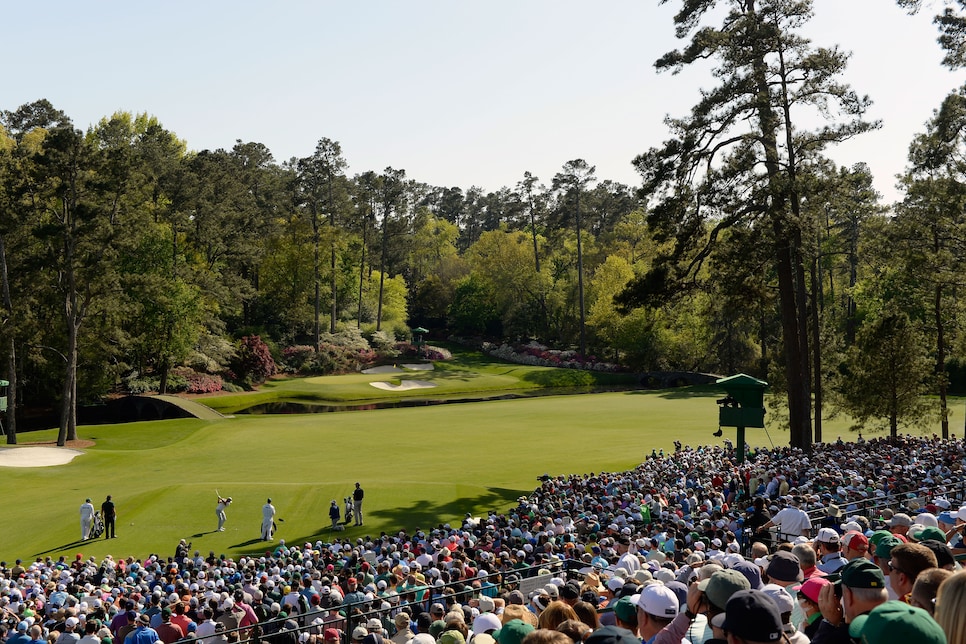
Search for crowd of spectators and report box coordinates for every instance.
[2,434,966,644]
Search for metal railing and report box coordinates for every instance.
[189,561,569,644]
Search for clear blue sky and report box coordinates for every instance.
[4,1,959,204]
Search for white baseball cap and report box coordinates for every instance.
[814,528,840,544]
[635,584,679,618]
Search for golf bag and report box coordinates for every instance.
[89,511,105,538]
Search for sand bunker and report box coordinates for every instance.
[369,380,437,391]
[362,363,434,374]
[362,365,404,374]
[402,363,434,371]
[0,446,83,468]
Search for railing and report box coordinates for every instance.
[192,560,569,644]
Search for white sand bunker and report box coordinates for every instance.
[362,363,433,374]
[0,446,83,468]
[369,380,437,391]
[362,365,404,374]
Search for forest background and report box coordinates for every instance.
[4,0,966,449]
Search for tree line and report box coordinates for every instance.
[3,0,966,449]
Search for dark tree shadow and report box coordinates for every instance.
[234,486,529,555]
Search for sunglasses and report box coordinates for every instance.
[887,560,909,577]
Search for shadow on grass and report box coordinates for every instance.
[35,538,91,557]
[234,486,528,556]
[627,385,723,400]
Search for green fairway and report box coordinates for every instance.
[1,352,958,565]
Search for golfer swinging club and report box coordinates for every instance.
[216,491,232,532]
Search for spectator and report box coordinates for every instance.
[888,543,938,602]
[910,568,951,616]
[848,600,946,644]
[812,559,888,644]
[935,569,966,644]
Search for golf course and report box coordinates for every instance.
[0,350,942,564]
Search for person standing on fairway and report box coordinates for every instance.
[79,498,95,540]
[329,500,341,530]
[261,498,276,540]
[352,483,364,526]
[101,494,117,539]
[216,494,232,532]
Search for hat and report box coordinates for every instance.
[911,526,946,543]
[956,506,966,521]
[473,613,502,635]
[793,577,831,604]
[842,531,869,551]
[848,600,946,644]
[759,584,794,615]
[611,596,638,623]
[765,551,802,583]
[606,577,625,592]
[437,632,465,644]
[636,585,679,618]
[352,627,369,641]
[324,629,340,641]
[712,590,783,642]
[478,595,495,613]
[887,514,912,528]
[729,559,762,590]
[698,569,752,610]
[815,528,840,544]
[493,619,534,644]
[584,625,641,644]
[938,512,955,525]
[366,619,382,631]
[875,536,902,560]
[507,590,525,605]
[138,614,151,625]
[840,559,885,589]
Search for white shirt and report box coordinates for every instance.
[262,504,276,521]
[80,502,95,519]
[771,507,811,537]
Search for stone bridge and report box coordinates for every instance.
[107,395,226,422]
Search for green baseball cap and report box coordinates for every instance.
[875,536,902,560]
[868,530,893,547]
[611,596,637,623]
[911,526,946,543]
[848,600,946,644]
[697,569,751,610]
[840,559,885,589]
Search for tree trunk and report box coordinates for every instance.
[4,339,16,444]
[313,213,321,349]
[376,209,389,332]
[0,236,17,443]
[329,182,338,334]
[748,0,811,450]
[357,213,368,329]
[935,282,949,439]
[575,191,586,357]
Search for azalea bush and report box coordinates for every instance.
[482,341,622,372]
[171,367,224,394]
[230,335,277,387]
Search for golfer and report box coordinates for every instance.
[216,494,232,532]
[79,498,95,540]
[261,498,276,540]
[101,494,117,539]
[352,482,364,526]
